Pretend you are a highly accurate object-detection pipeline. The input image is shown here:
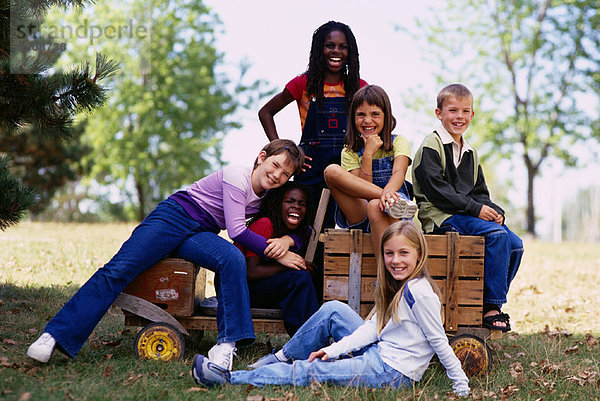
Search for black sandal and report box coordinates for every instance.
[483,312,511,332]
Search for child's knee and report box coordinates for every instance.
[366,199,382,218]
[223,250,247,274]
[323,164,344,185]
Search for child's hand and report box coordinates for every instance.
[478,205,500,222]
[452,382,470,397]
[276,251,306,271]
[308,349,329,362]
[379,188,402,211]
[265,236,293,259]
[494,213,504,225]
[361,134,383,156]
[301,155,313,172]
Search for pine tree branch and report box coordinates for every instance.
[0,155,36,230]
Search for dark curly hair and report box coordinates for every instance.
[305,21,361,109]
[247,182,314,251]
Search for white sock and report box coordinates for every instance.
[220,341,236,349]
[275,349,288,362]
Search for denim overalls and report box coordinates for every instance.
[334,135,413,231]
[295,96,348,228]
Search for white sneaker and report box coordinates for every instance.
[207,342,237,370]
[385,198,418,220]
[27,333,56,363]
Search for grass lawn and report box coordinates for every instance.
[1,222,599,400]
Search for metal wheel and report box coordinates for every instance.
[449,333,493,376]
[134,322,185,361]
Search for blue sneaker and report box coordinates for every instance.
[191,354,230,386]
[248,351,288,370]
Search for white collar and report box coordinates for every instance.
[435,124,473,152]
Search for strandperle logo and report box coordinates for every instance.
[9,3,152,75]
[15,19,149,46]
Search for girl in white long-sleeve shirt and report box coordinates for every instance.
[191,220,470,397]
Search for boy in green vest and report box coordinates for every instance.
[412,83,523,332]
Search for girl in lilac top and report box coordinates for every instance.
[28,140,305,370]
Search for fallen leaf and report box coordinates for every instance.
[544,326,572,338]
[103,365,111,378]
[3,339,17,345]
[247,396,264,401]
[26,367,40,376]
[585,334,598,348]
[564,306,575,313]
[186,387,207,392]
[122,373,142,385]
[104,354,113,360]
[510,361,523,381]
[539,359,560,373]
[0,356,12,367]
[534,376,555,393]
[564,345,579,354]
[499,384,519,398]
[18,393,31,401]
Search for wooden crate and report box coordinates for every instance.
[322,229,485,332]
[123,258,198,317]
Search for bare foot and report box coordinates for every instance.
[483,310,509,330]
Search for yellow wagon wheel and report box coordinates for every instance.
[134,322,185,361]
[449,334,493,377]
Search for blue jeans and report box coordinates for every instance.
[45,199,254,357]
[437,215,523,306]
[248,270,319,336]
[230,301,411,388]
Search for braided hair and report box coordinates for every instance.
[247,182,314,250]
[305,21,361,108]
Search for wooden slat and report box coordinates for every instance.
[324,256,483,278]
[196,306,284,319]
[323,229,484,257]
[427,234,485,257]
[124,314,287,334]
[347,229,362,313]
[445,232,459,331]
[429,258,484,278]
[305,189,330,263]
[358,302,482,327]
[324,276,482,305]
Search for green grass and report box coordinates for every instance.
[1,222,599,400]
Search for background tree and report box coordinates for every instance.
[0,121,90,217]
[0,0,116,230]
[407,0,600,236]
[50,0,269,221]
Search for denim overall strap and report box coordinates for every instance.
[296,96,348,187]
[357,135,411,198]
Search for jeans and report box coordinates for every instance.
[45,199,254,357]
[437,215,523,306]
[248,270,319,336]
[230,301,411,388]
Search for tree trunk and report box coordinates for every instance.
[526,166,536,236]
[135,178,146,222]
